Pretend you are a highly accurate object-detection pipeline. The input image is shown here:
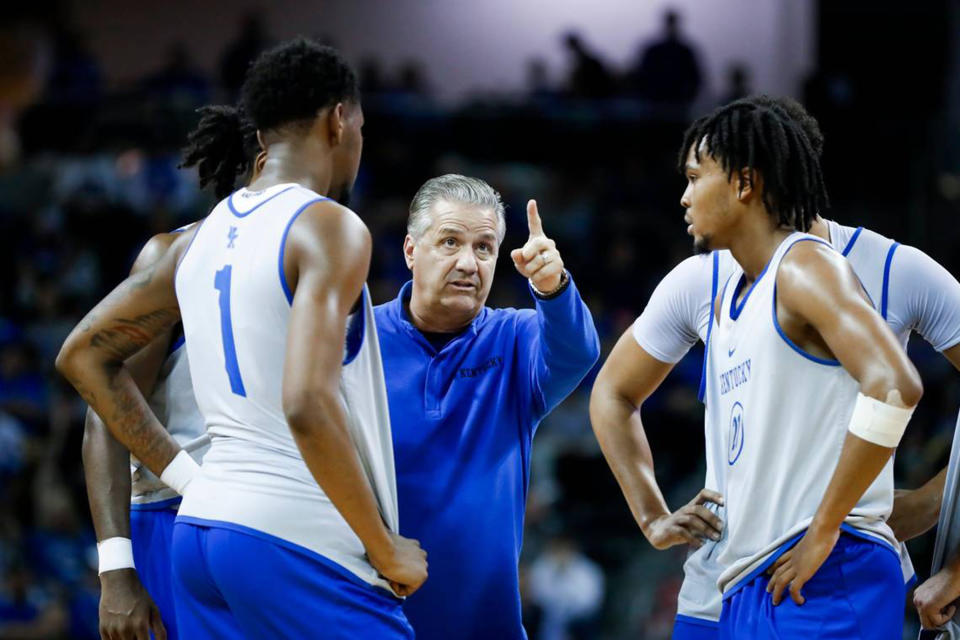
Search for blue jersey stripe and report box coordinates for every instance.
[698,251,720,403]
[881,242,900,320]
[841,226,864,256]
[277,198,330,304]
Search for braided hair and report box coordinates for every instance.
[179,105,259,199]
[677,95,829,232]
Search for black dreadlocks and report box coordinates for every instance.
[677,94,829,232]
[179,105,259,200]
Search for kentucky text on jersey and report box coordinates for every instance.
[718,359,751,395]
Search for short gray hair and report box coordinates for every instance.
[407,174,506,242]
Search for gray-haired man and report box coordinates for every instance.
[374,174,601,639]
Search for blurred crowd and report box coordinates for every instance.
[1,5,959,639]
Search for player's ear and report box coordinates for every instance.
[403,234,416,270]
[736,168,756,201]
[326,103,345,147]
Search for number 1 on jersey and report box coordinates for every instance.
[214,265,247,396]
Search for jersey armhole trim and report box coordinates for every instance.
[841,226,864,256]
[278,197,331,305]
[881,242,900,320]
[770,237,841,366]
[342,286,367,366]
[698,251,720,402]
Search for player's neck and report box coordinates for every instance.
[249,146,332,197]
[727,217,793,282]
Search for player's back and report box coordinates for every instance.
[173,182,395,590]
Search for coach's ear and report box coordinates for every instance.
[403,235,415,270]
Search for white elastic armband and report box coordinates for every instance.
[847,392,914,448]
[97,537,135,574]
[159,449,200,495]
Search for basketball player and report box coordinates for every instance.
[81,105,263,640]
[591,96,960,639]
[598,96,923,638]
[57,39,426,639]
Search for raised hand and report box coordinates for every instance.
[510,200,565,294]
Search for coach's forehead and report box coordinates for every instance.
[427,200,499,234]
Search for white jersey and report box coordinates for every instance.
[705,232,898,595]
[632,220,960,621]
[174,183,398,590]
[130,336,208,506]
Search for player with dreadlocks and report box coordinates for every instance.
[687,98,922,637]
[592,95,960,638]
[77,104,267,640]
[593,95,926,639]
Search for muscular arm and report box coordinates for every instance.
[281,202,424,593]
[56,233,191,478]
[769,242,922,604]
[590,332,723,548]
[83,234,179,543]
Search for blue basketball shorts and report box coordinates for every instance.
[130,500,180,640]
[674,614,720,640]
[719,533,903,640]
[170,519,414,639]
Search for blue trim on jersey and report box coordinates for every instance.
[278,198,330,304]
[771,283,842,366]
[881,242,900,320]
[841,226,864,256]
[769,237,841,366]
[130,496,182,511]
[343,288,366,366]
[698,252,720,403]
[174,515,399,598]
[227,185,297,218]
[675,614,719,629]
[729,260,770,320]
[905,572,918,591]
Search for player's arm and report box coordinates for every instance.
[767,242,922,606]
[82,234,179,640]
[590,332,723,549]
[281,201,426,597]
[56,230,195,487]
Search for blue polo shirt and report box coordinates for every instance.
[374,276,600,640]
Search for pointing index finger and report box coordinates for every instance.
[527,199,544,237]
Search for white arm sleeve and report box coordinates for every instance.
[886,244,960,352]
[631,254,715,363]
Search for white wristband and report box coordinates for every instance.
[97,537,135,574]
[159,449,200,495]
[847,392,914,448]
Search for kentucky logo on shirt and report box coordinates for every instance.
[459,356,503,379]
[719,359,751,395]
[728,401,745,465]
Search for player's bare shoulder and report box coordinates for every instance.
[132,222,202,275]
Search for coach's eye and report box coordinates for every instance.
[443,237,457,247]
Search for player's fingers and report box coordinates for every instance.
[677,510,718,541]
[769,551,792,573]
[690,505,723,537]
[789,580,806,606]
[151,608,168,640]
[694,489,724,507]
[675,526,703,548]
[527,199,544,237]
